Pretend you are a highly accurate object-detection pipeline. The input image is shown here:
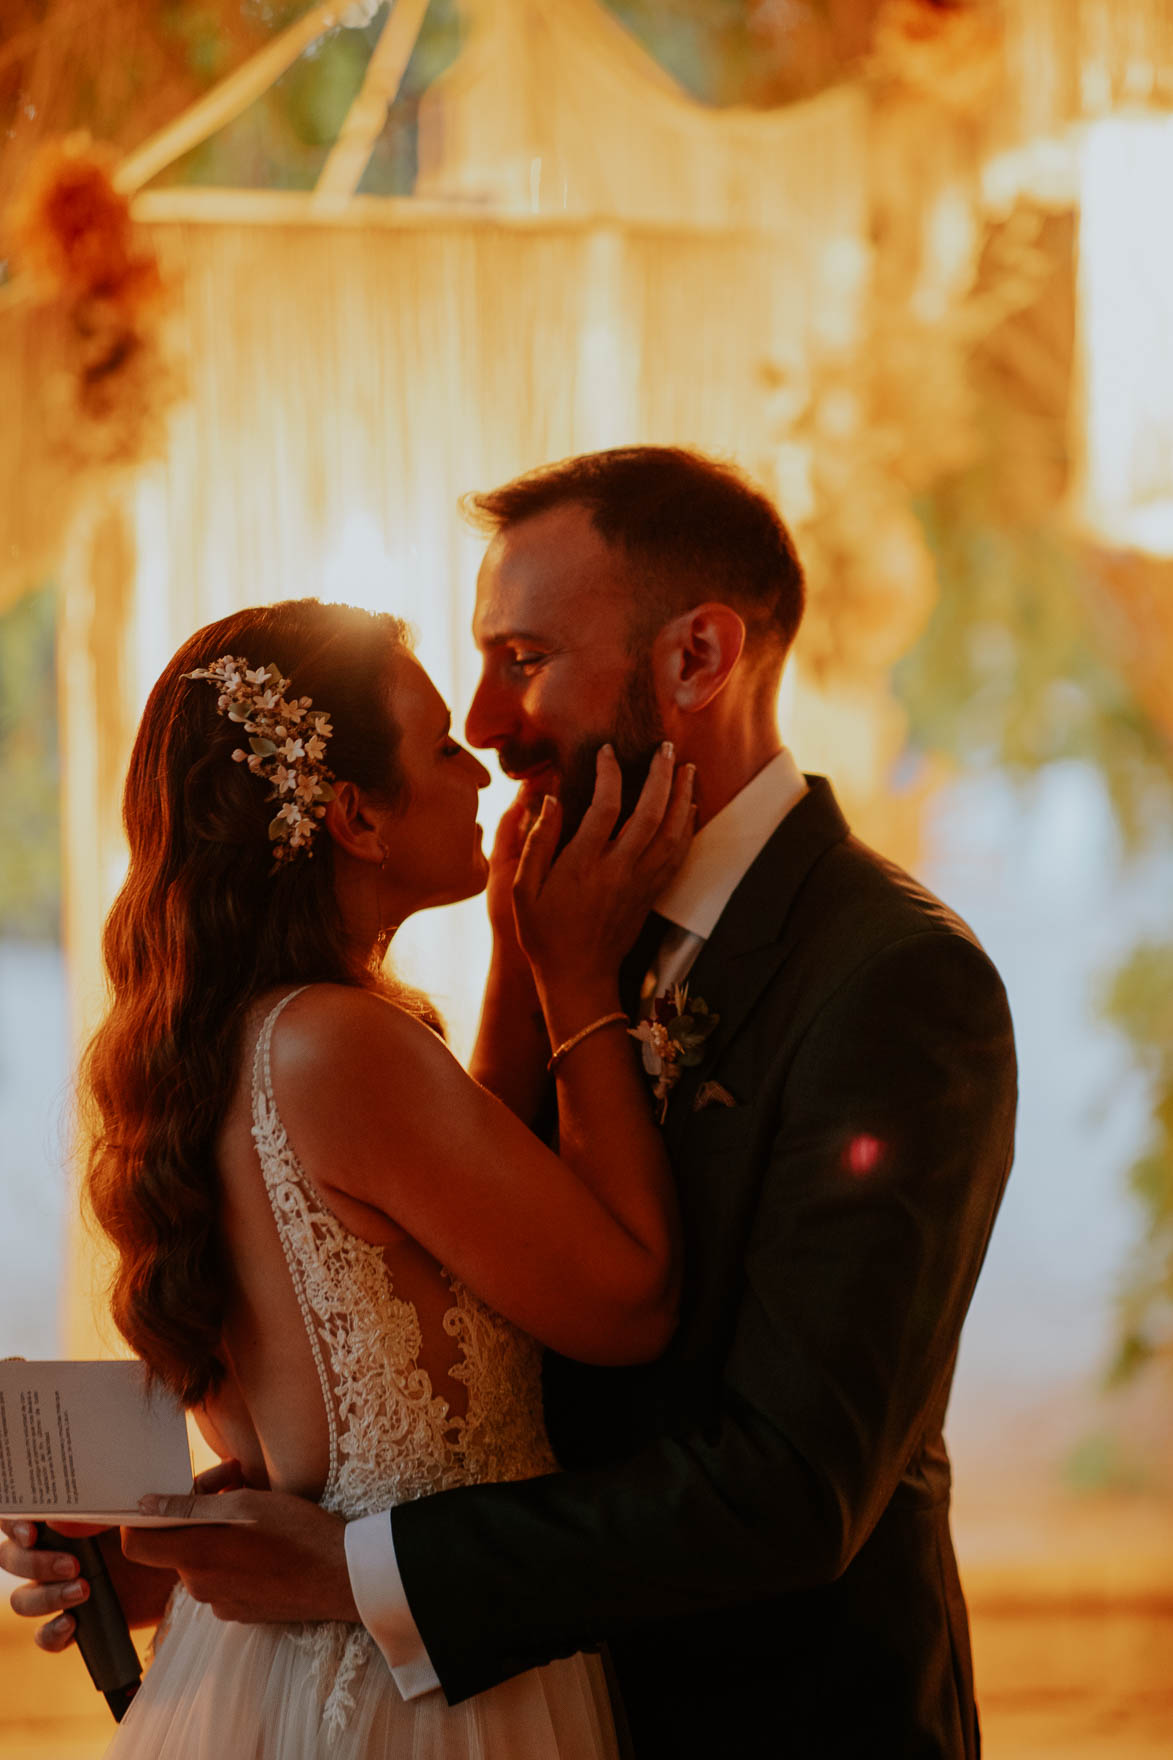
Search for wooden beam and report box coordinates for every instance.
[313,0,432,210]
[133,186,595,230]
[130,184,779,244]
[113,1,352,196]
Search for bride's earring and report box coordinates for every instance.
[372,845,394,969]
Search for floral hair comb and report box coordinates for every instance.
[182,654,335,865]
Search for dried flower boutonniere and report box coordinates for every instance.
[629,984,720,1122]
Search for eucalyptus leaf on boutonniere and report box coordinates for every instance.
[629,983,720,1122]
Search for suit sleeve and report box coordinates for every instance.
[389,930,1017,1704]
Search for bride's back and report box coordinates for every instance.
[202,986,552,1515]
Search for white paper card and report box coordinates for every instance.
[0,1359,241,1526]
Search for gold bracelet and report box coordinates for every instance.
[547,1011,630,1074]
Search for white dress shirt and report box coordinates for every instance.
[345,748,809,1696]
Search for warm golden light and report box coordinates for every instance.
[1078,115,1173,554]
[3,8,1173,1749]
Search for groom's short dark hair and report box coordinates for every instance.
[464,446,805,662]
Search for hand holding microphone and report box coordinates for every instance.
[34,1522,142,1721]
[1,1459,246,1721]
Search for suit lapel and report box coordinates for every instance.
[661,776,850,1146]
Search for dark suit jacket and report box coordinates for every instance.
[392,778,1017,1758]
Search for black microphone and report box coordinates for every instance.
[37,1523,142,1721]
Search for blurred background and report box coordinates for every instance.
[1,1,1171,1754]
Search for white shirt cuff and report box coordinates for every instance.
[344,1510,441,1699]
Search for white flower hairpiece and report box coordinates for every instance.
[182,654,336,866]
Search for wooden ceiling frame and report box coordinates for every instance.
[114,0,430,209]
[313,0,431,209]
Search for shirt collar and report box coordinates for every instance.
[654,747,808,941]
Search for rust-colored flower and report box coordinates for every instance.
[870,0,1002,112]
[10,137,161,310]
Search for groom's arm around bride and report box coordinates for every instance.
[7,447,1017,1760]
[364,450,1017,1759]
[389,774,1016,1760]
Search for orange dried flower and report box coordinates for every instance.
[870,0,1003,112]
[7,135,178,466]
[9,135,162,312]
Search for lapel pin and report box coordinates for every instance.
[693,1080,738,1113]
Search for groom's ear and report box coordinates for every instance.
[655,602,747,714]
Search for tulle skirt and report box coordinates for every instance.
[104,1589,619,1760]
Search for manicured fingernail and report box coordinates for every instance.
[660,740,675,759]
[685,763,696,783]
[52,1556,79,1579]
[14,1522,34,1546]
[50,1615,74,1636]
[598,743,613,759]
[62,1582,87,1605]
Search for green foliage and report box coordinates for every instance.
[897,468,1173,1386]
[607,0,754,103]
[605,0,856,107]
[161,4,240,84]
[1101,943,1173,1380]
[896,484,1173,850]
[0,586,61,943]
[1061,1429,1151,1494]
[887,197,1173,1389]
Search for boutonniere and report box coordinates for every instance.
[629,983,720,1121]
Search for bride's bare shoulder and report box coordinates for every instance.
[264,984,476,1203]
[267,982,455,1099]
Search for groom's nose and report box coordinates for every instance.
[464,671,512,752]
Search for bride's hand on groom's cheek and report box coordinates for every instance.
[123,1490,357,1626]
[514,743,695,989]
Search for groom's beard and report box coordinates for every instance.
[500,654,666,847]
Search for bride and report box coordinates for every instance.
[6,595,693,1757]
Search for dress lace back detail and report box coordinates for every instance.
[248,988,557,1738]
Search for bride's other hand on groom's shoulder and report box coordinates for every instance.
[484,785,541,965]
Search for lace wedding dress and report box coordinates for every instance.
[105,989,619,1760]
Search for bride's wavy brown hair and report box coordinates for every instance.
[82,597,438,1406]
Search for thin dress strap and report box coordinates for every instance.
[249,986,340,1498]
[252,986,310,1101]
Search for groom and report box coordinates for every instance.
[15,447,1017,1756]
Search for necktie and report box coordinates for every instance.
[619,910,671,1019]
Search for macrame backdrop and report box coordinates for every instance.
[0,3,894,1353]
[61,85,879,1033]
[997,0,1173,147]
[0,0,1171,1351]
